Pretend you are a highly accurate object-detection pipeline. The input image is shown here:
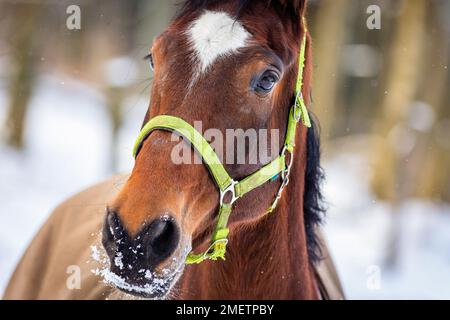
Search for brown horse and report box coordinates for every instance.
[4,0,344,300]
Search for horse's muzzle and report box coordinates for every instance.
[101,209,182,298]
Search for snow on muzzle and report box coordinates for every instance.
[98,209,190,298]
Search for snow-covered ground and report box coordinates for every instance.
[322,150,450,299]
[1,74,449,299]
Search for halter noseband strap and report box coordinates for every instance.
[132,23,310,265]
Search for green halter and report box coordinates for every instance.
[133,25,310,265]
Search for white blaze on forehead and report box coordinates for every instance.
[187,10,251,73]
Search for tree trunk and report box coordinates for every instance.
[414,3,450,202]
[368,0,427,267]
[5,4,41,149]
[310,0,352,143]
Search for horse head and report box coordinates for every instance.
[101,0,313,299]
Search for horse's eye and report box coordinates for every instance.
[255,71,279,93]
[145,53,154,71]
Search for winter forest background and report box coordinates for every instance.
[1,0,450,299]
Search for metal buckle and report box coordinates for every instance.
[220,180,238,206]
[293,91,303,122]
[269,147,294,213]
[281,146,294,180]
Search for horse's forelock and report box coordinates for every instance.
[177,0,307,19]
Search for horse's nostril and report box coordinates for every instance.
[102,211,180,272]
[144,216,180,264]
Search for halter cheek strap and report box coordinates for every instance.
[132,24,310,265]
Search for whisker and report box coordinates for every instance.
[123,80,153,115]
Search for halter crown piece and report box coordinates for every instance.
[133,19,311,265]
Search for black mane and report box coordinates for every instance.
[176,0,252,18]
[304,116,327,264]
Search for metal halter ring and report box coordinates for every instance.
[220,180,238,206]
[281,146,294,180]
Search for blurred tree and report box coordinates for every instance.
[415,1,450,202]
[371,0,427,201]
[4,3,43,149]
[369,0,427,267]
[310,0,352,143]
[100,0,138,172]
[106,85,125,172]
[100,0,175,172]
[103,0,175,172]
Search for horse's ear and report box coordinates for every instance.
[268,0,308,36]
[268,0,307,16]
[276,0,307,15]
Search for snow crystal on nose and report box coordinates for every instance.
[114,252,124,270]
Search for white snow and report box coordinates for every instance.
[99,265,184,299]
[89,240,186,299]
[322,148,450,299]
[114,252,124,270]
[90,245,101,262]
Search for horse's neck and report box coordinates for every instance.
[219,200,319,299]
[179,142,319,299]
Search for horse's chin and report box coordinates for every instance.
[102,263,185,300]
[97,238,192,299]
[115,282,172,300]
[114,280,173,300]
